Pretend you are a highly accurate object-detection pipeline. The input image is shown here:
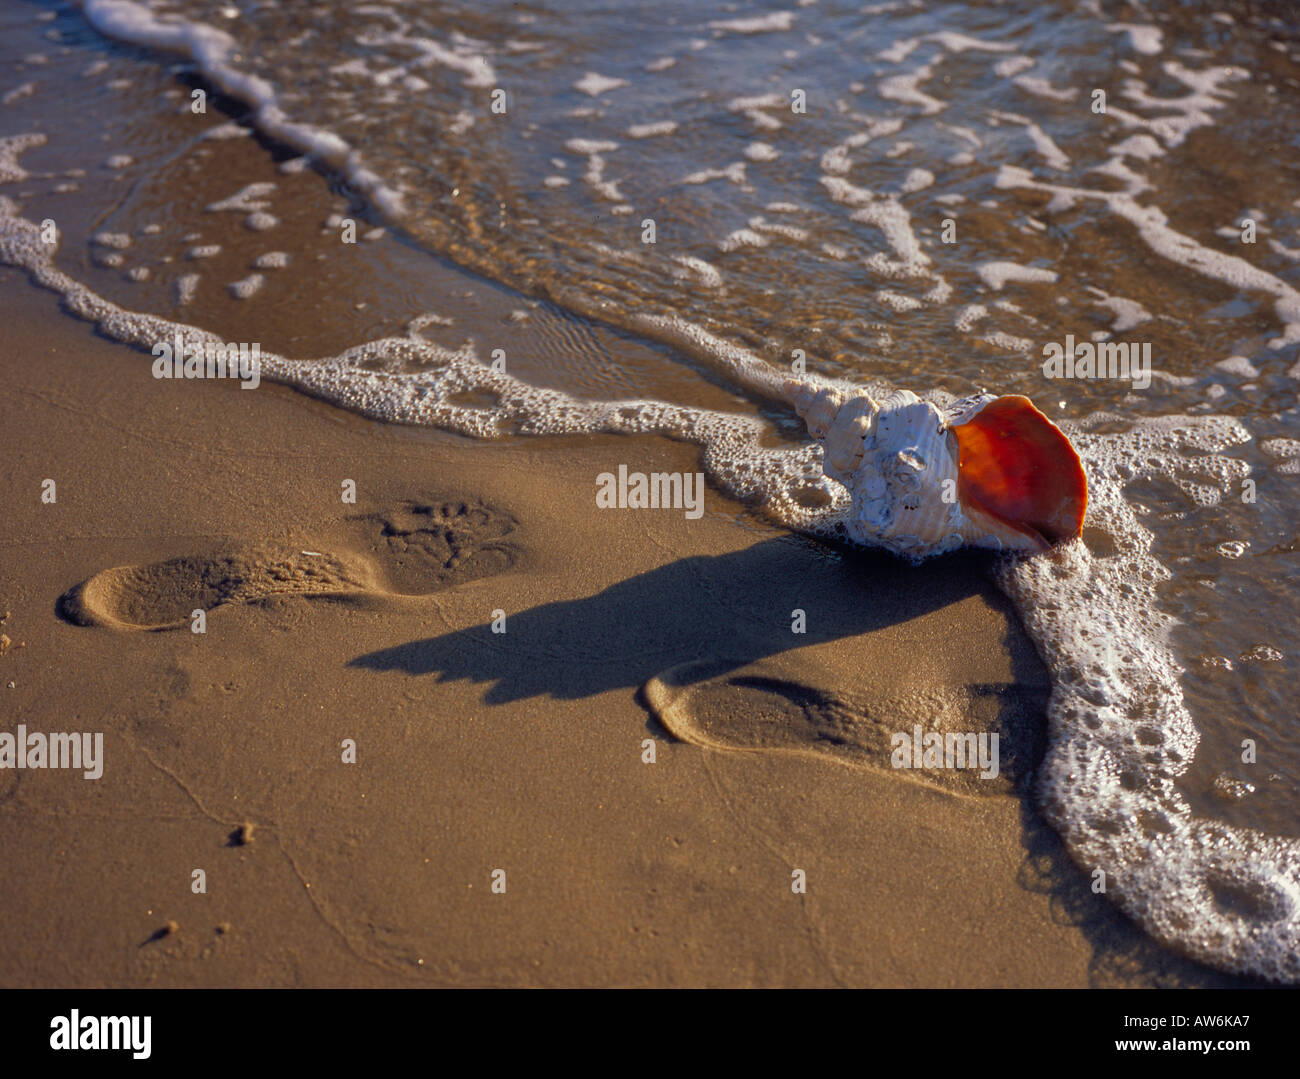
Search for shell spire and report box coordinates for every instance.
[784,377,1087,558]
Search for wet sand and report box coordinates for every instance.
[0,268,1256,987]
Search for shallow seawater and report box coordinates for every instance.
[2,0,1298,979]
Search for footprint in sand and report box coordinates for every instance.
[59,497,519,631]
[644,658,1046,796]
[358,498,519,595]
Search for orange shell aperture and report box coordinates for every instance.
[951,395,1088,548]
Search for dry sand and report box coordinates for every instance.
[0,271,1253,987]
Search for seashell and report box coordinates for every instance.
[785,378,1087,557]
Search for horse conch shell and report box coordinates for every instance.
[785,379,1087,558]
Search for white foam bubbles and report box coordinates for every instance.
[977,260,1059,291]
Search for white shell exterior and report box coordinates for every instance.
[787,379,1043,558]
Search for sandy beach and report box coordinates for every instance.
[2,0,1293,991]
[0,266,1256,987]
